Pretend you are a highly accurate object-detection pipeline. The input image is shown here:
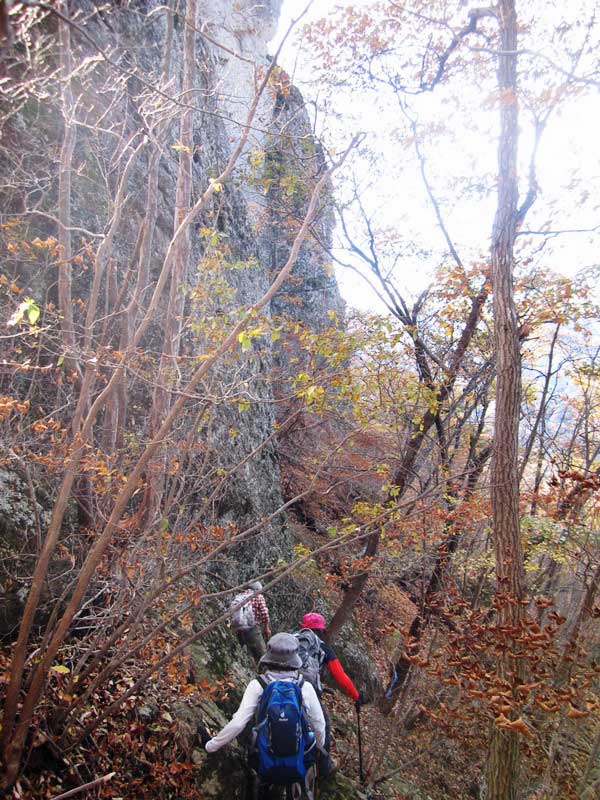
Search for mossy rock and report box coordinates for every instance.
[194,745,252,799]
[0,466,56,638]
[319,771,368,799]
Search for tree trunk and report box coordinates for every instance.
[485,1,526,798]
[381,444,491,711]
[519,323,560,483]
[106,0,174,454]
[143,0,197,523]
[57,2,77,372]
[327,287,487,642]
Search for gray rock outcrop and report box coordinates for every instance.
[0,0,340,590]
[0,5,373,796]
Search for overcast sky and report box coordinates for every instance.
[270,1,600,312]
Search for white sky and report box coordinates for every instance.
[270,0,600,312]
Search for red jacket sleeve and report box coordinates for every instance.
[327,658,359,701]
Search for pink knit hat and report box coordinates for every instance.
[301,612,326,630]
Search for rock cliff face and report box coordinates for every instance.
[0,0,341,594]
[0,4,372,795]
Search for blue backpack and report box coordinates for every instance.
[253,677,315,785]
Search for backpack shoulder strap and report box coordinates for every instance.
[254,676,273,728]
[315,634,325,660]
[257,675,268,690]
[305,630,324,659]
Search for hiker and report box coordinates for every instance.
[295,612,364,777]
[202,633,326,799]
[230,581,272,663]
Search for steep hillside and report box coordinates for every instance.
[0,1,375,797]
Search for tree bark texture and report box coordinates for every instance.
[485,1,527,798]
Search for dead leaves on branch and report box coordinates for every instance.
[494,713,535,738]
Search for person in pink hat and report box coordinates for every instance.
[295,612,364,778]
[298,613,361,702]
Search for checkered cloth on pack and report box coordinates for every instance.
[249,592,270,626]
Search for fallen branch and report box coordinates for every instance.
[50,772,115,800]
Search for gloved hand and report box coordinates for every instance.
[197,723,212,749]
[355,691,367,712]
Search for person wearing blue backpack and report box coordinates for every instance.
[202,633,326,799]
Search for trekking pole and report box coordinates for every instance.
[356,702,365,784]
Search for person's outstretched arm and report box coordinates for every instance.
[205,679,262,752]
[326,658,359,700]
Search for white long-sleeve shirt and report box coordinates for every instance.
[205,669,326,753]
